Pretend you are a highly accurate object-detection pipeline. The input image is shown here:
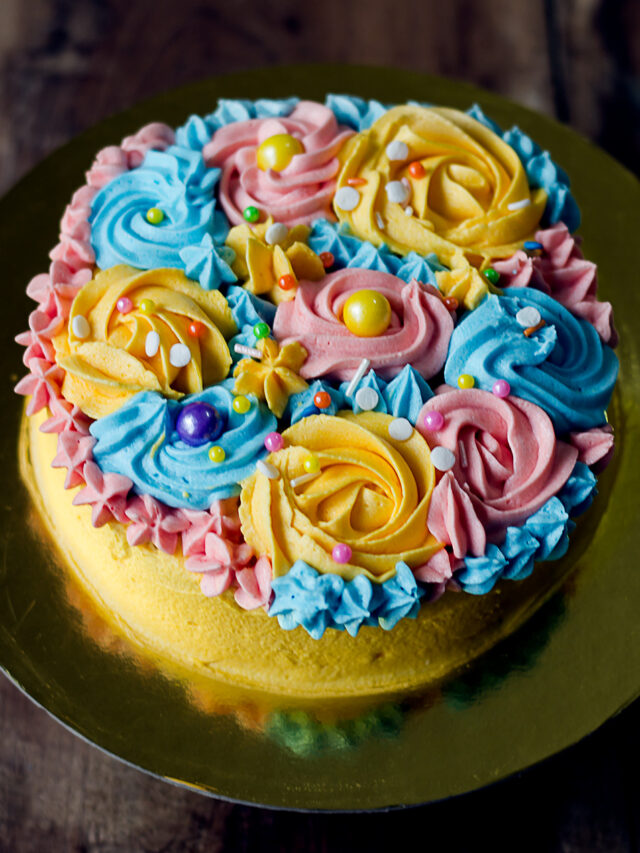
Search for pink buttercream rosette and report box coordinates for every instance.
[417,388,578,560]
[203,101,353,226]
[273,268,454,381]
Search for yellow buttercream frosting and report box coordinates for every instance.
[239,412,442,582]
[225,221,325,304]
[233,337,309,417]
[53,265,236,418]
[334,105,547,308]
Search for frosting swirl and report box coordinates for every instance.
[204,101,353,226]
[443,288,619,433]
[54,265,236,418]
[273,268,453,381]
[418,388,578,557]
[239,412,442,582]
[89,145,228,274]
[90,380,277,510]
[334,105,547,307]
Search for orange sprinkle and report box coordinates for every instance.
[319,251,334,269]
[524,319,546,337]
[188,321,204,337]
[408,161,425,179]
[443,296,459,311]
[278,274,296,290]
[347,177,367,186]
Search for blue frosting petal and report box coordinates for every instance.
[90,380,276,510]
[382,365,434,422]
[225,285,276,363]
[90,145,229,274]
[287,380,345,425]
[325,94,389,131]
[339,371,388,414]
[179,233,237,290]
[444,289,619,433]
[458,545,508,595]
[558,461,597,515]
[269,560,424,638]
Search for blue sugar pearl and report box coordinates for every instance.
[176,402,225,447]
[524,240,544,251]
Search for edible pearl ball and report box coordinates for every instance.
[342,289,392,337]
[457,373,475,389]
[423,410,445,431]
[256,133,304,172]
[176,403,225,447]
[264,432,284,452]
[332,543,352,564]
[492,379,511,398]
[232,396,251,414]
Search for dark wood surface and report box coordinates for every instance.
[1,1,638,850]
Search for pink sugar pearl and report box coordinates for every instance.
[332,543,352,564]
[116,296,133,314]
[423,410,445,431]
[492,380,511,398]
[264,432,284,452]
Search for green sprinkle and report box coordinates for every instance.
[243,205,260,223]
[253,321,270,340]
[146,207,164,225]
[483,268,500,285]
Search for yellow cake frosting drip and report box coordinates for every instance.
[239,411,443,582]
[334,105,547,308]
[53,265,236,418]
[225,221,325,305]
[233,337,309,417]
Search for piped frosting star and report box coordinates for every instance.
[179,232,238,290]
[233,337,308,417]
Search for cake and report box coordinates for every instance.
[16,95,619,699]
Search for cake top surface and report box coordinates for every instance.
[16,95,618,639]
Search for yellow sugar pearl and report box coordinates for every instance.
[256,133,304,172]
[457,373,475,389]
[342,289,392,337]
[303,454,320,473]
[232,395,251,414]
[208,446,225,463]
[139,298,156,314]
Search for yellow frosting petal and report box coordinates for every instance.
[334,105,547,308]
[54,265,235,418]
[232,338,309,418]
[239,412,443,582]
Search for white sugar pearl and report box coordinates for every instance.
[169,343,191,368]
[355,387,379,411]
[257,459,280,480]
[265,222,288,245]
[145,330,160,358]
[516,306,542,328]
[334,186,361,212]
[385,180,409,204]
[388,417,413,441]
[385,140,409,161]
[508,198,531,211]
[71,315,90,339]
[431,446,456,471]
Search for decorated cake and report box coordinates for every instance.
[17,95,619,698]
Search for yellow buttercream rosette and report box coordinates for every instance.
[334,105,547,308]
[239,411,443,583]
[54,265,236,418]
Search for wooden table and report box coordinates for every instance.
[1,1,638,849]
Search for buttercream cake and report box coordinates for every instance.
[17,95,619,698]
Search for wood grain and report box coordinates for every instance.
[1,0,638,850]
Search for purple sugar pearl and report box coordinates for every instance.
[423,410,445,431]
[176,402,225,447]
[492,379,511,398]
[332,543,352,564]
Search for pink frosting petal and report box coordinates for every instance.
[569,425,615,470]
[427,471,487,559]
[274,269,453,381]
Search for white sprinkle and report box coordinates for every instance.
[388,417,413,441]
[375,212,385,229]
[458,440,468,468]
[404,205,414,217]
[290,471,320,489]
[355,387,379,411]
[508,198,531,211]
[169,342,191,368]
[71,315,90,339]
[145,330,160,358]
[257,460,280,480]
[401,176,411,190]
[431,446,456,471]
[516,306,542,328]
[385,180,409,204]
[234,343,262,359]
[385,140,409,161]
[334,186,361,212]
[265,222,288,245]
[345,358,371,398]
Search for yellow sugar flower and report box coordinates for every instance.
[233,337,309,417]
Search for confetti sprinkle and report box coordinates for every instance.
[431,446,456,471]
[345,358,371,397]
